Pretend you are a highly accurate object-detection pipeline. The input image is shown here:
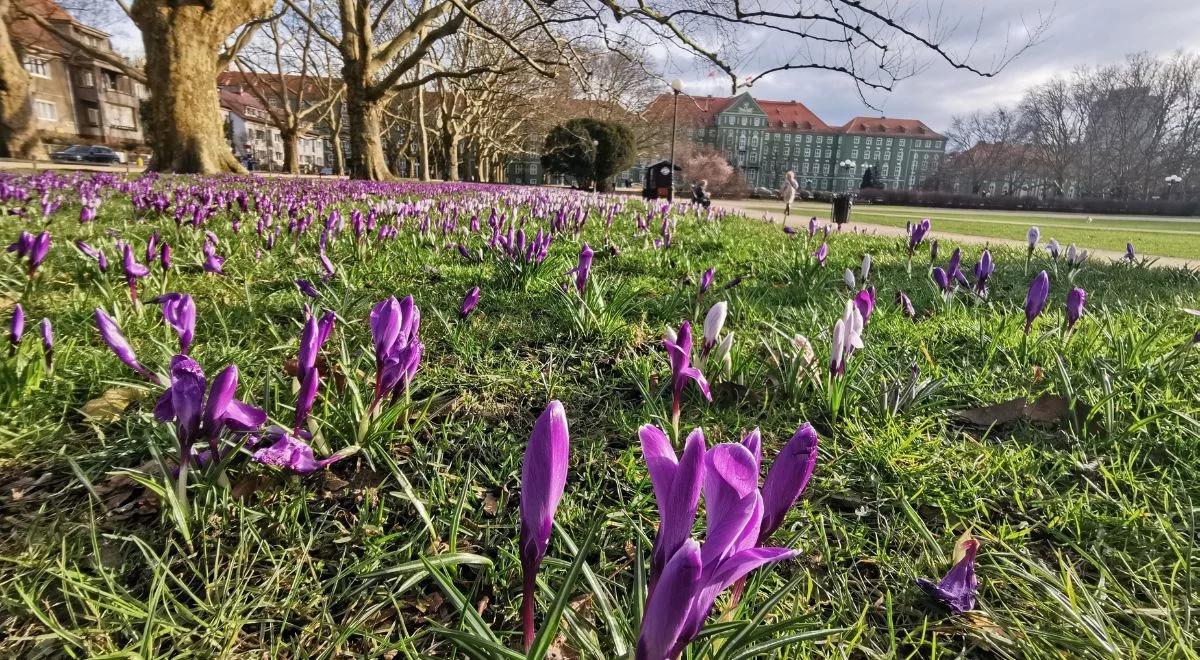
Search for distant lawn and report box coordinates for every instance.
[738,201,1200,260]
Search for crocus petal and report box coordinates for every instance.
[759,422,819,541]
[636,539,702,660]
[917,539,980,613]
[518,400,570,573]
[701,443,762,567]
[641,425,706,582]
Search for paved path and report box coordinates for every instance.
[714,199,1197,270]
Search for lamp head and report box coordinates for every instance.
[670,78,684,93]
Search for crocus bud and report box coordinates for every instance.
[860,253,872,281]
[702,301,727,354]
[1066,287,1086,331]
[460,286,481,319]
[1027,226,1040,251]
[519,400,570,650]
[843,268,856,289]
[1024,270,1051,334]
[9,304,24,345]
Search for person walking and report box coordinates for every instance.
[692,179,711,209]
[779,170,799,218]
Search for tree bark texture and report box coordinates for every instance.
[131,0,271,173]
[0,0,38,159]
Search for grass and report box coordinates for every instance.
[1,173,1199,658]
[736,200,1200,260]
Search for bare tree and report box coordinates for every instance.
[235,11,344,173]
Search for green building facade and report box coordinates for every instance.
[670,92,947,192]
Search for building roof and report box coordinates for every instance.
[757,99,832,131]
[838,116,942,138]
[217,71,335,101]
[8,0,110,55]
[644,93,942,137]
[645,95,736,127]
[219,87,273,124]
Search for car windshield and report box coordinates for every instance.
[62,146,89,154]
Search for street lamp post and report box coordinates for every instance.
[668,78,683,202]
[592,139,600,193]
[1164,174,1182,200]
[838,159,856,192]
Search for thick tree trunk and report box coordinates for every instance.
[132,0,271,173]
[331,123,345,175]
[442,130,460,181]
[0,0,38,159]
[281,127,299,174]
[343,72,391,180]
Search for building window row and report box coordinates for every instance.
[33,99,57,121]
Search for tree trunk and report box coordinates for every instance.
[443,129,460,181]
[132,0,270,173]
[343,70,391,180]
[281,127,299,174]
[416,80,430,181]
[331,122,345,175]
[0,0,39,159]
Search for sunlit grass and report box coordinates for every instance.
[0,174,1198,657]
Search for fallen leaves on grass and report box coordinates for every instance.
[81,387,144,423]
[955,394,1091,430]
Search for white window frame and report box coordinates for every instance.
[33,99,57,121]
[24,56,50,78]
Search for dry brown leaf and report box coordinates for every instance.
[81,387,145,423]
[482,492,499,516]
[956,394,1088,429]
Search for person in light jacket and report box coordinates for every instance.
[780,170,799,218]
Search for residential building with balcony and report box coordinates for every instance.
[9,0,148,157]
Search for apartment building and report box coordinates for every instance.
[9,0,148,156]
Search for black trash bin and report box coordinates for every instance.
[831,193,853,226]
[643,160,681,200]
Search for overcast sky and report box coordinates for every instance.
[99,1,1200,132]
[660,1,1200,131]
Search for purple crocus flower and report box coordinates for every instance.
[641,425,705,588]
[664,321,712,429]
[9,304,23,346]
[39,317,52,351]
[160,242,171,271]
[369,295,422,411]
[28,231,50,274]
[570,244,594,295]
[519,400,570,650]
[854,287,877,324]
[1066,287,1087,331]
[908,218,931,253]
[252,426,354,474]
[758,422,819,542]
[294,279,321,298]
[813,242,828,267]
[460,286,480,319]
[1024,270,1051,334]
[931,267,950,293]
[699,267,715,295]
[151,293,196,353]
[155,356,266,461]
[930,239,939,263]
[807,217,817,237]
[973,250,994,293]
[947,248,964,285]
[1027,226,1040,253]
[782,226,797,235]
[636,442,798,659]
[94,308,160,383]
[202,240,225,274]
[7,230,33,257]
[294,310,334,430]
[896,290,916,319]
[74,239,100,260]
[1125,242,1136,262]
[917,538,980,614]
[122,243,149,300]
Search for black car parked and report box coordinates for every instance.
[50,145,121,165]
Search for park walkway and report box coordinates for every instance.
[713,198,1196,270]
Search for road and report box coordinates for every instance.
[713,198,1197,270]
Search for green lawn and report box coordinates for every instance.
[1,175,1199,657]
[738,200,1200,260]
